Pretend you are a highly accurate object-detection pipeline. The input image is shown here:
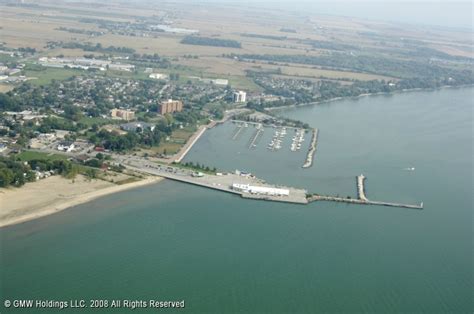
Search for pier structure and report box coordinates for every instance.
[248,126,264,149]
[117,155,422,209]
[120,156,309,204]
[302,128,318,168]
[232,124,246,140]
[357,174,368,201]
[308,175,423,209]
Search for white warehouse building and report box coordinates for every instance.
[232,183,289,196]
[233,91,247,103]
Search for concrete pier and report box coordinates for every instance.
[308,174,423,209]
[302,128,318,168]
[120,157,309,204]
[357,174,368,201]
[308,195,423,210]
[116,154,422,209]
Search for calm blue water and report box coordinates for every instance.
[1,87,472,313]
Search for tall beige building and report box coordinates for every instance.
[160,99,183,115]
[110,109,135,121]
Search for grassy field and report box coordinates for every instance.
[17,151,68,161]
[22,67,83,85]
[170,128,195,141]
[141,142,182,155]
[78,117,117,127]
[177,56,397,82]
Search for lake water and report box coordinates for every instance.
[1,87,472,313]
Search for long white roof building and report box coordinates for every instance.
[232,183,290,196]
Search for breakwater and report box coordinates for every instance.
[302,128,318,168]
[308,175,423,209]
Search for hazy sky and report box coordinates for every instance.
[190,0,473,29]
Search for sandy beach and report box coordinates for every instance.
[0,175,163,228]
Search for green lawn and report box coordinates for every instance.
[17,150,68,161]
[142,143,182,155]
[228,75,263,92]
[23,67,83,86]
[0,54,18,63]
[170,128,195,141]
[79,116,117,127]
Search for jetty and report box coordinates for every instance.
[357,174,368,201]
[308,175,423,210]
[302,128,318,168]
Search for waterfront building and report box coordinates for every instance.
[159,99,183,115]
[232,183,290,196]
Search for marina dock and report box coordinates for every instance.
[248,126,264,149]
[302,128,318,168]
[232,124,246,140]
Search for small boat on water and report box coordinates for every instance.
[403,167,416,171]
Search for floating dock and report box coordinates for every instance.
[302,128,318,168]
[232,124,245,140]
[248,126,264,149]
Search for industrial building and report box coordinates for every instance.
[232,183,290,196]
[160,99,183,115]
[107,63,135,72]
[149,73,168,80]
[110,109,135,121]
[57,141,75,152]
[233,91,247,103]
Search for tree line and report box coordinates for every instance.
[181,36,242,48]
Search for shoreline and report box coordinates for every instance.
[265,84,474,111]
[0,176,163,229]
